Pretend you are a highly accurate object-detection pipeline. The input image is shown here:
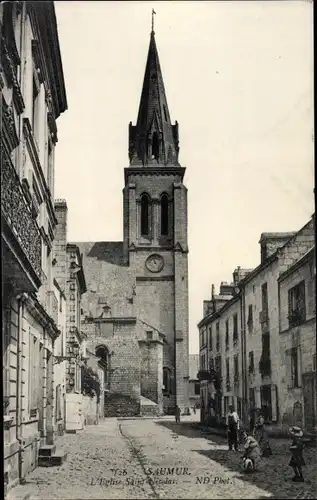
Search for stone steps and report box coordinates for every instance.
[38,449,67,467]
[38,443,67,467]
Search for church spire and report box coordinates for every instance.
[128,19,180,166]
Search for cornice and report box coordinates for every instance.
[124,166,185,184]
[26,293,60,340]
[128,245,188,254]
[86,317,137,325]
[136,276,174,282]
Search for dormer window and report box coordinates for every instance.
[163,105,167,122]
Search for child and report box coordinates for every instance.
[253,409,272,456]
[241,431,262,471]
[289,426,305,482]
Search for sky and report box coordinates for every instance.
[54,1,314,355]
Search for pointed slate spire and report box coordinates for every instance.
[129,26,179,166]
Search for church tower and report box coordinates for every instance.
[123,20,189,413]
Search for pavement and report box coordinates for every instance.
[8,416,317,500]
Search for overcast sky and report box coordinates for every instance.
[54,1,314,354]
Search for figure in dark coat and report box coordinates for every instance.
[289,426,305,482]
[175,405,181,423]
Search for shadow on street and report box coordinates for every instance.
[155,421,317,500]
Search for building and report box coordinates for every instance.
[278,246,316,431]
[188,354,200,409]
[198,215,316,432]
[75,26,189,417]
[53,200,88,433]
[1,1,67,490]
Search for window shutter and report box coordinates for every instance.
[307,277,316,317]
[271,384,277,422]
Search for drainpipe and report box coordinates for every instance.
[240,286,248,424]
[16,292,28,484]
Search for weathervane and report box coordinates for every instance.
[151,9,156,33]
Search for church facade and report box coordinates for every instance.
[76,28,189,416]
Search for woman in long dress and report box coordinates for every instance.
[253,410,272,457]
[241,431,262,471]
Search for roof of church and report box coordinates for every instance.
[128,30,180,166]
[74,241,126,267]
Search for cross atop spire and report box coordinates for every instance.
[151,9,156,34]
[128,25,180,166]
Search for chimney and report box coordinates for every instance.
[259,232,296,263]
[53,199,68,292]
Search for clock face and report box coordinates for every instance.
[145,254,164,273]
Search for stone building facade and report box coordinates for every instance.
[76,28,189,416]
[1,1,67,491]
[188,354,200,409]
[53,200,87,432]
[278,247,316,431]
[198,216,316,432]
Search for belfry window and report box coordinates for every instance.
[160,193,169,236]
[152,132,159,161]
[140,193,151,237]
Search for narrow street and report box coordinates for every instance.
[9,417,316,500]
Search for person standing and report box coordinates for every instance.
[175,405,181,423]
[226,405,240,451]
[289,426,305,482]
[253,409,272,456]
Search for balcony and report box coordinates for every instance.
[1,153,41,288]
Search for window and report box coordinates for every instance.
[47,140,54,194]
[140,193,151,237]
[226,359,230,390]
[233,314,238,343]
[216,323,220,351]
[248,351,254,373]
[209,358,214,371]
[201,329,206,346]
[163,367,171,393]
[247,305,253,330]
[215,355,221,378]
[261,283,268,313]
[146,331,153,341]
[96,345,109,386]
[70,316,75,323]
[3,306,10,411]
[288,281,306,327]
[32,75,40,140]
[152,132,159,161]
[160,193,169,236]
[249,388,255,409]
[208,326,213,350]
[291,347,299,388]
[260,385,272,421]
[259,332,271,377]
[234,355,239,384]
[200,354,206,370]
[194,382,200,395]
[225,320,229,349]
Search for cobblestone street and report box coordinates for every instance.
[9,418,317,500]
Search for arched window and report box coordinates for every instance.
[163,367,171,394]
[160,193,169,236]
[140,193,151,237]
[152,132,159,161]
[96,345,109,387]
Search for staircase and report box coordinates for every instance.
[140,396,161,417]
[38,444,67,467]
[104,392,140,417]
